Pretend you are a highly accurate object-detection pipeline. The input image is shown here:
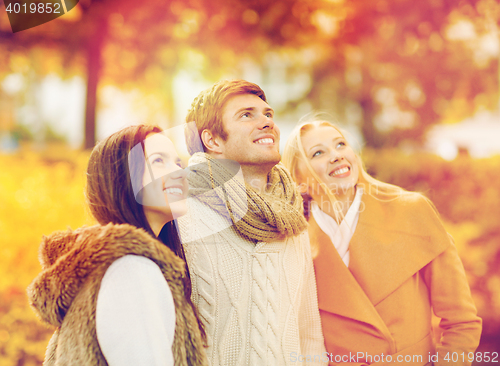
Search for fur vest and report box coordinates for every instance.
[27,223,207,366]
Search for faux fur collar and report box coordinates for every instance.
[28,223,185,327]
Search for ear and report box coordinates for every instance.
[201,129,223,155]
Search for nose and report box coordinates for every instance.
[258,114,275,130]
[329,151,343,163]
[169,165,187,180]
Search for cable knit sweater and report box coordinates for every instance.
[178,197,327,366]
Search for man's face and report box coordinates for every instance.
[216,93,281,169]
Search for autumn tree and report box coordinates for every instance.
[1,0,498,148]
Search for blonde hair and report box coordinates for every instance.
[282,118,411,223]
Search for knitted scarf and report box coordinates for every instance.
[187,153,307,242]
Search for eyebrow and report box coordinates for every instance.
[146,151,166,159]
[233,106,274,118]
[307,137,343,153]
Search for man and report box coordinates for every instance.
[178,80,327,365]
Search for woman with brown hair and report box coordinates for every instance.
[282,119,481,366]
[28,125,206,366]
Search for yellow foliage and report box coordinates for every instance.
[0,145,92,365]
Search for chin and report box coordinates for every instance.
[170,201,188,219]
[263,152,281,166]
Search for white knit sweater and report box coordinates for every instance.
[178,197,327,366]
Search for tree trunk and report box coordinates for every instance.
[84,19,107,150]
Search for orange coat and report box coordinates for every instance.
[309,192,481,366]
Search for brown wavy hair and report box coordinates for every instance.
[85,124,205,341]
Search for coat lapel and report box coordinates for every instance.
[310,192,451,343]
[309,215,393,340]
[348,193,450,306]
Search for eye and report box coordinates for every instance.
[176,161,183,168]
[336,141,346,148]
[151,156,164,165]
[265,112,273,118]
[241,112,251,118]
[312,150,323,158]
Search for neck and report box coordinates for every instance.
[144,212,172,237]
[149,221,163,237]
[315,186,357,220]
[241,164,272,193]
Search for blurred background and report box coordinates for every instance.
[0,0,499,364]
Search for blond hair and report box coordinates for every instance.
[282,118,411,223]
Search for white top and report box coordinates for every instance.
[178,198,327,366]
[96,255,176,366]
[310,187,363,267]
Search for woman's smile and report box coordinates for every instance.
[329,164,351,178]
[163,186,184,196]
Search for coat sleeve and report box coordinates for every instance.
[421,233,482,366]
[298,231,329,365]
[96,255,176,366]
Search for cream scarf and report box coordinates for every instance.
[187,153,307,242]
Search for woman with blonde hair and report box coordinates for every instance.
[282,118,481,366]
